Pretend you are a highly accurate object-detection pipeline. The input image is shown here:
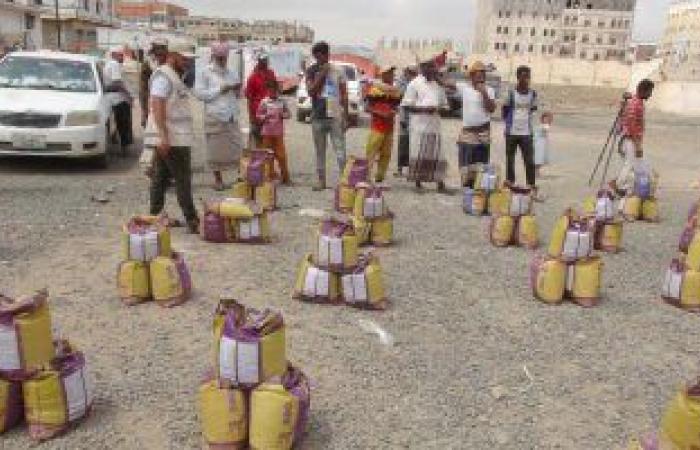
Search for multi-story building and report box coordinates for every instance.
[115,1,188,31]
[0,0,43,50]
[473,0,636,62]
[175,16,313,45]
[41,0,116,52]
[661,0,700,81]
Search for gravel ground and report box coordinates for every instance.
[1,97,700,450]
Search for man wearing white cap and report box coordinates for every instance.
[144,43,199,233]
[104,46,133,153]
[245,51,277,147]
[193,41,243,191]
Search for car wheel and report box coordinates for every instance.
[296,111,306,123]
[92,152,109,169]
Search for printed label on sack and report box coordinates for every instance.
[144,232,159,261]
[353,273,368,302]
[129,234,146,262]
[563,231,590,259]
[342,274,355,303]
[566,265,575,293]
[303,267,319,297]
[663,269,682,300]
[219,336,238,383]
[329,238,343,266]
[0,326,21,371]
[596,198,614,220]
[317,236,330,266]
[250,217,261,238]
[236,341,260,384]
[239,222,251,240]
[316,270,330,296]
[64,367,92,422]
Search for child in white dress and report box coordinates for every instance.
[534,112,553,178]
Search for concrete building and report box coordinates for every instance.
[474,0,636,62]
[41,0,116,53]
[660,0,700,81]
[115,1,188,31]
[175,17,313,45]
[0,0,43,50]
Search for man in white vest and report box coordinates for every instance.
[144,43,199,233]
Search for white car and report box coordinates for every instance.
[296,62,361,124]
[0,51,117,167]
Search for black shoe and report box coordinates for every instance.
[186,219,200,234]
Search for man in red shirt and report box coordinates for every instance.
[245,53,277,147]
[365,66,401,183]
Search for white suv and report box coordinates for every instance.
[0,51,116,167]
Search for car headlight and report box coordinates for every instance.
[65,110,100,126]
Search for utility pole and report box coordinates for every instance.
[54,0,61,50]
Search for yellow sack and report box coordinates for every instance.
[294,254,342,303]
[371,214,394,247]
[659,384,700,450]
[0,290,54,379]
[0,379,23,433]
[121,215,172,262]
[342,255,387,310]
[663,262,700,310]
[686,233,700,272]
[255,181,277,211]
[530,256,566,304]
[117,260,151,305]
[488,189,510,216]
[566,257,602,307]
[582,196,596,217]
[231,181,253,200]
[314,231,359,271]
[198,380,247,449]
[642,198,659,222]
[23,342,92,442]
[250,384,299,450]
[490,215,515,247]
[211,198,256,220]
[352,217,371,245]
[149,254,191,308]
[335,184,356,213]
[622,196,642,221]
[548,213,572,258]
[517,215,539,249]
[681,270,700,310]
[596,221,624,253]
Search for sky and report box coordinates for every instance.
[178,0,672,46]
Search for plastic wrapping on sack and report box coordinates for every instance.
[341,156,369,187]
[198,379,248,450]
[207,198,256,220]
[354,184,388,219]
[249,366,311,450]
[341,254,387,310]
[633,161,654,200]
[530,255,566,304]
[621,196,642,221]
[231,180,253,201]
[334,184,356,213]
[661,259,700,311]
[0,290,55,380]
[121,215,171,262]
[593,190,616,221]
[642,198,659,223]
[490,215,515,247]
[371,213,394,247]
[516,215,539,249]
[23,341,93,442]
[0,379,23,433]
[117,260,151,305]
[659,380,700,450]
[293,254,342,304]
[473,164,501,192]
[508,186,533,217]
[149,252,192,308]
[255,181,278,211]
[314,219,359,271]
[463,189,487,216]
[594,220,623,253]
[241,149,277,186]
[565,257,602,307]
[214,299,286,388]
[561,219,594,261]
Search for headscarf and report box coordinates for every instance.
[211,42,230,58]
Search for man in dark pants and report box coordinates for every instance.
[395,66,417,178]
[503,66,539,197]
[144,44,199,233]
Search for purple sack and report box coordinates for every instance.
[0,380,23,433]
[173,252,192,295]
[201,211,228,243]
[282,365,311,446]
[679,220,697,253]
[347,159,369,187]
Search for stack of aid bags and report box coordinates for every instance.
[293,217,387,310]
[488,186,539,249]
[334,157,369,213]
[626,378,700,450]
[199,299,310,450]
[531,209,602,307]
[117,215,192,307]
[619,161,659,222]
[232,149,279,211]
[582,189,624,253]
[463,164,502,216]
[0,290,92,441]
[661,200,700,312]
[352,183,394,246]
[201,198,272,244]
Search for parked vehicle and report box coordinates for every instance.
[296,61,361,125]
[0,51,117,167]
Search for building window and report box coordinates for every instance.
[580,51,586,59]
[528,44,533,53]
[503,43,508,50]
[25,13,35,30]
[498,10,502,18]
[542,44,547,53]
[551,30,556,37]
[597,36,603,44]
[503,26,509,34]
[514,43,520,52]
[624,20,630,28]
[584,19,591,27]
[517,27,522,35]
[609,37,616,45]
[593,53,600,61]
[549,45,554,54]
[505,11,511,18]
[494,43,499,50]
[564,17,570,25]
[531,28,535,37]
[496,26,501,33]
[582,34,589,43]
[518,11,523,18]
[598,21,605,28]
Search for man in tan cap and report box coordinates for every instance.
[144,43,199,233]
[457,60,496,187]
[365,64,401,182]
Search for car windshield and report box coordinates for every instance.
[0,56,97,92]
